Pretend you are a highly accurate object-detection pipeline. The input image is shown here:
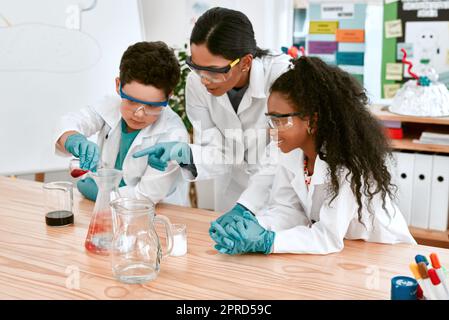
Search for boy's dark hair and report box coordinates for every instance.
[271,57,395,224]
[119,41,180,97]
[190,7,269,60]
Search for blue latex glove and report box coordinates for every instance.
[132,142,191,171]
[209,204,258,244]
[76,177,98,201]
[65,133,100,171]
[216,204,257,227]
[210,216,275,255]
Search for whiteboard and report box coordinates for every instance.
[0,0,143,175]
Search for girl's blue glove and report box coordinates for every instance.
[210,215,275,255]
[76,177,98,201]
[65,133,100,171]
[216,204,257,227]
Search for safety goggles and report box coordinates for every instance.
[119,83,168,116]
[186,56,240,84]
[265,112,304,130]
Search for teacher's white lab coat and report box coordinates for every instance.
[256,149,416,254]
[184,53,291,213]
[54,95,190,206]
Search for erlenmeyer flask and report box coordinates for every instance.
[85,168,122,255]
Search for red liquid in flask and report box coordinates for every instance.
[71,168,89,178]
[85,211,113,255]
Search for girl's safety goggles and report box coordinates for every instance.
[265,112,304,130]
[119,83,168,116]
[186,56,240,84]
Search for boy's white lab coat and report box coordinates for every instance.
[184,53,291,213]
[54,95,190,206]
[256,148,416,254]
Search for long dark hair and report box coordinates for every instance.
[190,7,268,60]
[271,57,395,223]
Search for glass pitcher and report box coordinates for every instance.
[84,168,122,255]
[110,198,173,284]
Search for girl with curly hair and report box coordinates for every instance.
[210,56,416,254]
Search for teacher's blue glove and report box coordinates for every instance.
[65,133,99,171]
[76,177,98,201]
[211,216,275,255]
[132,142,191,171]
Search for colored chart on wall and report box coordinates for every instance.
[306,2,367,84]
[381,0,449,99]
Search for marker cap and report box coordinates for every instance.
[430,253,442,269]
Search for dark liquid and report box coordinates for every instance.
[45,210,74,226]
[71,168,89,178]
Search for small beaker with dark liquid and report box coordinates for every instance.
[43,181,74,227]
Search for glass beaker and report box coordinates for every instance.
[43,181,74,227]
[110,198,173,284]
[84,168,122,255]
[170,223,187,257]
[69,158,89,178]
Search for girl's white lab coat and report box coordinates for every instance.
[184,53,291,213]
[256,148,416,254]
[54,95,190,206]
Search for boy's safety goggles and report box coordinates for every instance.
[186,56,240,84]
[119,83,168,116]
[265,112,304,130]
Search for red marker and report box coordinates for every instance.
[430,253,449,297]
[428,268,449,300]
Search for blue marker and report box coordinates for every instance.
[415,255,429,266]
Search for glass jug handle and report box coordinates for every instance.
[154,215,173,258]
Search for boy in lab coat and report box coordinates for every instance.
[54,41,189,205]
[209,56,416,254]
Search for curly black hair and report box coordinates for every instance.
[271,56,395,224]
[119,41,180,97]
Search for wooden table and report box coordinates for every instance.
[1,176,449,300]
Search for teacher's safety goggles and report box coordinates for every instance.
[119,83,168,116]
[265,112,304,130]
[186,56,240,84]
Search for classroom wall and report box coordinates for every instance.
[140,0,294,51]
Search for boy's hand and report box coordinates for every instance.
[64,133,99,171]
[76,177,98,201]
[133,142,191,171]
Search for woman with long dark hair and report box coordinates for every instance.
[134,7,291,213]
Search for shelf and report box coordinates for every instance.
[409,227,449,249]
[369,104,449,154]
[390,137,449,154]
[369,105,449,248]
[370,104,449,125]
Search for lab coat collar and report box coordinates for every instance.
[214,57,266,117]
[309,155,328,186]
[247,58,266,99]
[282,148,328,187]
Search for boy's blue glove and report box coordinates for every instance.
[210,216,275,255]
[76,177,98,201]
[65,133,100,171]
[132,142,191,171]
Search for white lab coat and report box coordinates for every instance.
[54,95,190,206]
[257,148,416,254]
[184,53,291,213]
